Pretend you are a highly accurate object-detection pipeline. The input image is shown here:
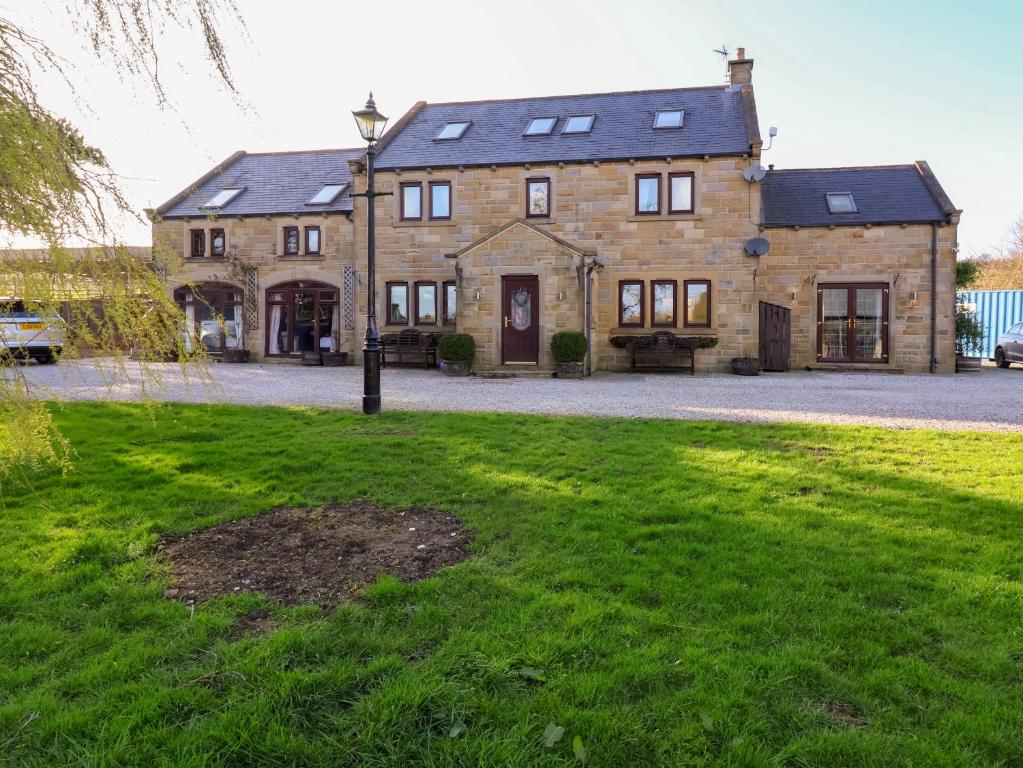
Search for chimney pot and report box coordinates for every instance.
[737,47,746,60]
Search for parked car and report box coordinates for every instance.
[993,323,1023,368]
[0,299,64,363]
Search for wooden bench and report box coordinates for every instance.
[621,331,712,376]
[381,329,438,369]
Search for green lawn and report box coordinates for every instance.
[1,403,1021,767]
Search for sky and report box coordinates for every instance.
[7,0,1023,256]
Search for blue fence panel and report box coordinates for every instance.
[958,289,1023,358]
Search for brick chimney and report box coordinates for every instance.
[728,47,753,85]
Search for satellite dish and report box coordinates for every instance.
[742,164,767,183]
[744,237,770,257]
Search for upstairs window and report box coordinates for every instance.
[526,177,551,218]
[668,172,694,214]
[826,193,857,213]
[190,229,205,258]
[636,174,661,215]
[283,226,300,256]
[305,226,321,255]
[435,121,470,140]
[429,181,451,220]
[308,184,345,205]
[524,117,557,136]
[202,188,243,208]
[653,110,684,129]
[400,182,423,220]
[562,115,594,134]
[210,228,226,257]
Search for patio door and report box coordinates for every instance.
[501,275,539,364]
[266,281,339,357]
[817,283,889,363]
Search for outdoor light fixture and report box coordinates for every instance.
[473,288,482,301]
[351,93,391,415]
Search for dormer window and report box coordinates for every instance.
[562,115,594,134]
[202,188,243,208]
[524,117,557,136]
[435,121,470,140]
[307,183,346,205]
[653,110,684,129]
[826,193,857,213]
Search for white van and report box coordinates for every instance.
[0,299,64,363]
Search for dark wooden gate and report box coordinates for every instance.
[759,301,791,372]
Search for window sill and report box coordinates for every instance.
[185,256,227,262]
[626,213,701,223]
[524,216,555,224]
[395,219,458,228]
[276,254,325,261]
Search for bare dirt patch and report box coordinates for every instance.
[158,499,470,606]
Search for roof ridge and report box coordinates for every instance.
[422,83,730,109]
[768,164,918,173]
[244,147,365,157]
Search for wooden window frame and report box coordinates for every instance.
[635,174,661,215]
[428,181,452,221]
[815,282,889,363]
[400,182,423,221]
[189,229,206,258]
[442,280,457,326]
[283,226,300,256]
[525,177,551,218]
[683,279,712,328]
[414,281,438,326]
[386,281,410,326]
[668,172,695,214]
[618,280,645,328]
[650,280,678,328]
[304,226,321,255]
[209,228,226,257]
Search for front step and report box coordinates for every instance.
[807,364,904,374]
[476,367,555,379]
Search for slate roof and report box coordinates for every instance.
[760,164,957,227]
[373,85,758,170]
[157,149,364,218]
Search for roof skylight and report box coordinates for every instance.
[435,121,470,140]
[562,115,595,134]
[307,183,347,205]
[524,117,557,136]
[653,110,684,129]
[202,188,243,208]
[826,192,858,213]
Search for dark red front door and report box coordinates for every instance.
[502,275,540,364]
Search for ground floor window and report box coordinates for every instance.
[443,281,457,325]
[817,283,889,363]
[387,282,409,325]
[684,280,711,327]
[266,281,339,356]
[174,282,244,354]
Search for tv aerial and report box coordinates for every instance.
[713,45,730,61]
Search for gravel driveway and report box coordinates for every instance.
[15,358,1023,432]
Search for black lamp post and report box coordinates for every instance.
[352,93,389,414]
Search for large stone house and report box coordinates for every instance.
[150,49,961,373]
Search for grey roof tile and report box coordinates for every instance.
[761,165,951,227]
[159,149,364,218]
[374,85,755,170]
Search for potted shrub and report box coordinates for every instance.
[322,333,348,367]
[551,330,588,379]
[955,259,984,372]
[437,333,475,376]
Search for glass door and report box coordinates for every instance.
[817,283,888,363]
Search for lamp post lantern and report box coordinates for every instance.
[352,93,389,414]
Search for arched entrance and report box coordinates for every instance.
[174,282,244,354]
[265,280,340,357]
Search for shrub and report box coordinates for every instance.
[550,331,588,363]
[437,333,475,362]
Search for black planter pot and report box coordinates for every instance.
[440,359,471,376]
[220,349,250,363]
[554,361,585,379]
[956,355,982,373]
[731,356,760,376]
[322,352,349,367]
